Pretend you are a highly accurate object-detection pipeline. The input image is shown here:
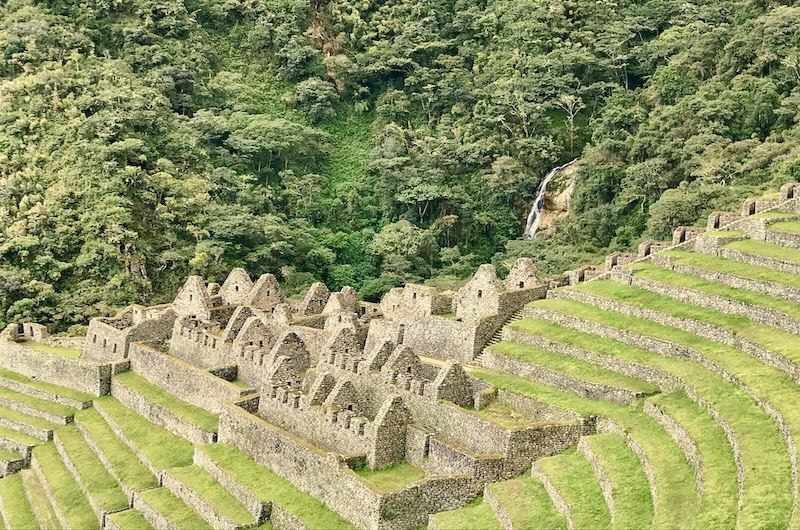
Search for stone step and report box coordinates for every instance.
[0,366,93,410]
[195,443,353,530]
[0,448,25,479]
[0,473,39,530]
[577,433,655,529]
[74,407,158,504]
[53,424,129,525]
[92,396,195,477]
[104,508,155,530]
[162,465,257,530]
[532,448,611,530]
[0,385,77,425]
[0,426,38,466]
[133,487,213,530]
[31,443,100,530]
[484,475,567,530]
[111,371,218,445]
[19,469,60,529]
[483,340,657,405]
[428,498,501,530]
[700,237,800,276]
[0,405,58,441]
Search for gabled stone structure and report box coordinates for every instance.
[218,268,254,306]
[246,274,284,312]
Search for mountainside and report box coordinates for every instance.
[2,0,800,331]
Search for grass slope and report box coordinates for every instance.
[168,465,253,525]
[725,238,800,265]
[353,462,425,492]
[33,443,98,529]
[137,487,212,530]
[489,476,567,529]
[430,498,501,530]
[0,474,39,530]
[662,249,800,289]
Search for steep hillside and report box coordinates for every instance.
[2,0,800,331]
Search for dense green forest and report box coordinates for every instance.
[1,0,799,331]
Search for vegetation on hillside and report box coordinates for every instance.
[1,0,799,330]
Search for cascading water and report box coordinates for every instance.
[524,159,578,239]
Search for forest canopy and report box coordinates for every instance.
[1,0,799,331]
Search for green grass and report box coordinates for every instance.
[75,407,157,491]
[578,279,800,371]
[725,238,800,265]
[114,371,219,432]
[430,498,501,530]
[535,447,612,529]
[705,229,746,237]
[0,404,58,430]
[0,424,39,446]
[647,392,738,528]
[55,424,128,511]
[0,385,76,418]
[33,443,99,529]
[0,474,39,530]
[752,211,796,219]
[20,469,59,529]
[106,509,155,530]
[168,465,253,524]
[489,476,567,529]
[0,366,92,403]
[137,487,212,530]
[471,399,538,428]
[20,341,81,359]
[490,340,657,394]
[465,367,697,529]
[630,261,800,320]
[662,249,800,289]
[94,396,194,471]
[353,462,425,491]
[583,433,654,530]
[532,297,794,529]
[769,220,800,233]
[0,448,20,461]
[199,443,355,529]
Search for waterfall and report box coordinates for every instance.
[524,159,578,239]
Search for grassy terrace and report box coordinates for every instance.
[578,280,800,369]
[0,424,39,446]
[354,462,425,491]
[752,211,797,219]
[465,366,697,529]
[770,220,800,233]
[20,469,58,528]
[489,476,566,529]
[19,341,81,359]
[137,487,212,530]
[471,399,540,428]
[661,249,800,289]
[169,465,253,525]
[0,366,92,403]
[0,386,76,419]
[0,403,58,430]
[33,443,98,529]
[430,498,501,530]
[532,297,796,529]
[200,443,355,529]
[0,448,21,461]
[490,339,658,394]
[94,396,194,470]
[114,371,219,432]
[75,407,157,491]
[106,509,155,530]
[583,433,654,529]
[725,238,800,265]
[0,474,38,530]
[628,261,800,320]
[647,392,737,528]
[494,317,788,527]
[705,229,746,237]
[55,424,128,512]
[536,447,611,528]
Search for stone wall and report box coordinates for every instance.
[0,335,112,396]
[128,343,251,414]
[219,399,481,530]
